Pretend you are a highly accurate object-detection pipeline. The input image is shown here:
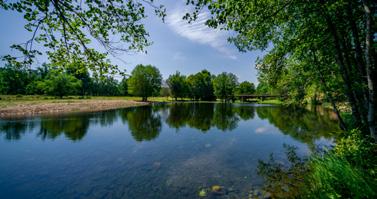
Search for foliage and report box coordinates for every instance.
[160,87,170,98]
[237,81,255,95]
[0,0,165,76]
[37,70,82,98]
[119,78,128,96]
[212,72,238,102]
[186,70,216,101]
[258,129,377,199]
[0,63,34,94]
[185,0,377,139]
[127,64,162,101]
[91,76,121,96]
[167,71,188,100]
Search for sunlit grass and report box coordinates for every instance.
[256,99,283,105]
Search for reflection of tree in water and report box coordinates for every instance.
[256,106,340,147]
[257,144,308,198]
[124,106,162,142]
[166,103,258,132]
[90,110,118,127]
[234,105,255,120]
[187,103,215,131]
[166,103,215,132]
[38,116,90,141]
[165,103,192,129]
[212,103,239,131]
[0,120,36,140]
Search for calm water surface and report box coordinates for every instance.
[0,103,340,199]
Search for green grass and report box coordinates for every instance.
[258,129,377,198]
[306,154,376,199]
[255,99,283,105]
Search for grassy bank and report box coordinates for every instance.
[0,95,284,118]
[258,128,377,198]
[254,99,283,105]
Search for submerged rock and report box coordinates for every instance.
[198,189,207,197]
[211,185,222,192]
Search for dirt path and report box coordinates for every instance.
[0,100,149,119]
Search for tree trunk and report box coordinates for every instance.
[311,50,347,130]
[363,0,377,140]
[340,33,369,126]
[317,2,364,127]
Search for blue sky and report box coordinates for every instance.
[0,1,265,84]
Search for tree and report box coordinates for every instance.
[167,71,188,100]
[127,64,162,101]
[237,81,256,95]
[185,0,377,139]
[38,70,82,98]
[186,70,216,101]
[91,76,121,96]
[0,0,165,76]
[0,63,34,94]
[213,72,239,102]
[119,78,128,96]
[160,87,170,99]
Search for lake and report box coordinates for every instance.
[0,103,340,199]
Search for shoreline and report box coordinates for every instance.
[0,99,149,119]
[0,95,285,119]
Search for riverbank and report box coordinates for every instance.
[0,95,283,118]
[0,95,157,118]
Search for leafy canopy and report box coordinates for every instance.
[213,72,238,101]
[0,0,165,76]
[127,64,162,101]
[167,71,188,100]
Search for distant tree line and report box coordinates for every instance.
[0,63,128,98]
[0,63,255,102]
[167,70,255,102]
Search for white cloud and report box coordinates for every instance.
[166,7,237,60]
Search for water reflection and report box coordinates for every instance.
[38,117,90,141]
[166,103,215,132]
[256,106,338,149]
[0,120,35,140]
[0,103,339,145]
[121,106,162,142]
[0,103,341,199]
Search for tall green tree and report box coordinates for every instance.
[37,70,82,98]
[185,0,377,139]
[167,71,188,100]
[237,81,256,95]
[91,76,121,96]
[127,64,162,101]
[186,70,215,101]
[119,78,128,96]
[213,72,239,102]
[0,63,34,94]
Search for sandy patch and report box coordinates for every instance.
[0,100,148,118]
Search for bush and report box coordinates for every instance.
[258,129,377,198]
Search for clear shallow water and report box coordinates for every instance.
[0,103,339,199]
